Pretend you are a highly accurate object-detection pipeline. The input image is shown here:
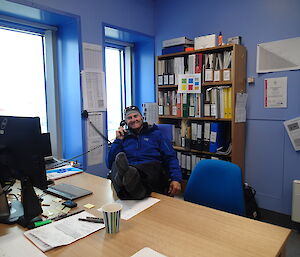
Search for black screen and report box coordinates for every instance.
[40,132,52,158]
[0,116,47,190]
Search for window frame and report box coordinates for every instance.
[104,39,134,141]
[0,17,62,159]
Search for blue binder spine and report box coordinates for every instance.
[209,122,226,153]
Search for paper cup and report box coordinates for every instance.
[101,202,122,233]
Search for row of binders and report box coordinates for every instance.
[172,120,231,154]
[157,54,202,86]
[157,51,232,86]
[177,152,229,179]
[158,87,232,119]
[203,51,232,82]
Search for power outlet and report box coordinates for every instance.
[247,77,255,84]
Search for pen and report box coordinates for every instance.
[78,217,104,223]
[52,209,84,221]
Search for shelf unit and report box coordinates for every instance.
[156,44,247,182]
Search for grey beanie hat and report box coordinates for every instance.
[124,106,142,120]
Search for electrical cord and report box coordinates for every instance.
[7,193,18,200]
[86,117,112,145]
[49,110,114,169]
[48,143,106,169]
[81,110,112,145]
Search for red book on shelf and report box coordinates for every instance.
[176,92,182,117]
[195,53,203,73]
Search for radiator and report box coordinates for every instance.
[292,180,300,222]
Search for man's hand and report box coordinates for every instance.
[168,181,181,196]
[116,126,126,140]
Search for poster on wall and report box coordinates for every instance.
[177,74,201,93]
[257,37,300,73]
[235,93,248,123]
[284,117,300,151]
[86,113,104,166]
[264,77,287,108]
[82,42,105,167]
[83,42,103,72]
[81,71,106,112]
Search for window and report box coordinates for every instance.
[0,21,62,159]
[105,45,132,141]
[0,27,48,132]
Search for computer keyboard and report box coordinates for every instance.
[45,183,92,200]
[45,160,67,170]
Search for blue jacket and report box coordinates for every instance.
[106,123,182,182]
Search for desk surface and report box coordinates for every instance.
[0,173,291,257]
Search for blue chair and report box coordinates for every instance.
[184,159,245,216]
[156,124,173,142]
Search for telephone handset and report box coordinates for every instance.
[120,120,128,136]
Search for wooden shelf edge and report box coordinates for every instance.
[202,81,232,86]
[158,85,177,89]
[157,81,232,89]
[159,116,231,121]
[173,146,231,157]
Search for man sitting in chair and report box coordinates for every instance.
[106,106,182,200]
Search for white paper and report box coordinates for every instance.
[194,34,216,50]
[81,71,106,112]
[257,37,300,73]
[264,77,287,108]
[235,93,248,123]
[82,42,103,72]
[98,197,160,220]
[284,117,300,151]
[131,247,167,257]
[142,103,159,125]
[0,234,46,257]
[86,113,104,166]
[210,131,217,143]
[24,211,104,252]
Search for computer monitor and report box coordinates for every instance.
[0,116,47,225]
[40,132,53,159]
[0,116,47,190]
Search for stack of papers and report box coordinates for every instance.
[98,197,160,220]
[24,211,104,252]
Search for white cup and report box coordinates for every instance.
[101,202,122,233]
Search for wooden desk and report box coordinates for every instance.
[0,173,291,257]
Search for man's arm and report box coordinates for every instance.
[106,127,126,169]
[168,181,181,196]
[159,135,182,196]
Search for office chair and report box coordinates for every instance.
[156,124,173,142]
[184,159,245,216]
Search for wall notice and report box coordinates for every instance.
[264,77,287,108]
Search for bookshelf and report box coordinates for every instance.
[156,44,246,185]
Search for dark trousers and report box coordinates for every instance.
[108,161,169,200]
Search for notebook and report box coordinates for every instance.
[45,183,92,200]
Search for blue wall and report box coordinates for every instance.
[12,0,155,44]
[154,0,300,215]
[2,0,155,177]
